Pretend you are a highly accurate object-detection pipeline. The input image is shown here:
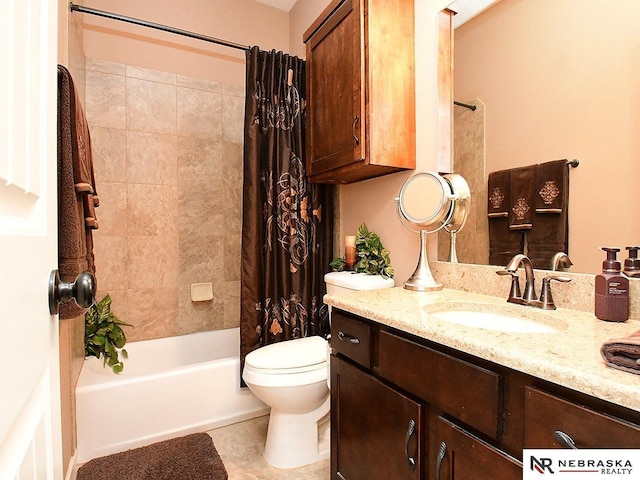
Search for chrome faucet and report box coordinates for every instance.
[550,252,573,271]
[498,254,572,310]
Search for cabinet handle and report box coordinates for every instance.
[352,115,360,145]
[338,331,360,344]
[435,441,447,480]
[404,419,417,471]
[554,430,578,449]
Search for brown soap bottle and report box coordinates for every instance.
[595,247,629,322]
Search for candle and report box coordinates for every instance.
[345,236,357,270]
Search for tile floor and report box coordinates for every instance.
[208,415,330,480]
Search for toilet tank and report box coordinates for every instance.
[324,271,394,294]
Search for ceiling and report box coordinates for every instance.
[254,0,297,11]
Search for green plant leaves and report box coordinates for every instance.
[84,294,132,374]
[329,223,394,279]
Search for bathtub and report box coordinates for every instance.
[75,328,269,463]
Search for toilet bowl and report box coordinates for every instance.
[242,336,330,469]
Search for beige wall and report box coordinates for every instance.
[82,0,290,86]
[86,58,245,342]
[454,0,640,273]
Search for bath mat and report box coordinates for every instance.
[76,432,228,480]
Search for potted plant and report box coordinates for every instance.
[330,223,394,279]
[84,294,132,373]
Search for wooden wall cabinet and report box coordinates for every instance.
[303,0,416,184]
[330,309,640,479]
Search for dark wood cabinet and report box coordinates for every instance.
[330,308,640,480]
[303,0,416,184]
[331,356,422,479]
[431,416,521,480]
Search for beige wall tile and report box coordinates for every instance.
[93,182,127,237]
[222,94,244,143]
[127,131,177,185]
[177,74,221,93]
[222,83,244,98]
[126,287,179,341]
[177,87,222,139]
[86,71,126,128]
[127,77,176,134]
[128,235,179,289]
[94,236,128,290]
[126,65,176,85]
[86,57,126,75]
[91,127,126,183]
[128,184,178,237]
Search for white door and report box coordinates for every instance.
[0,0,63,479]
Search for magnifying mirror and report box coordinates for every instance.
[396,172,471,291]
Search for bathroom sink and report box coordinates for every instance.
[424,302,564,333]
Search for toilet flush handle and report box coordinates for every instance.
[338,331,360,344]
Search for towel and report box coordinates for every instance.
[57,65,99,319]
[508,166,535,230]
[528,160,569,269]
[488,169,524,266]
[601,330,640,375]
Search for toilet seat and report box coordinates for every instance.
[245,336,328,373]
[243,336,329,387]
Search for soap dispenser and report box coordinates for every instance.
[623,246,640,278]
[595,247,629,322]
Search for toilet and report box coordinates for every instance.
[242,272,394,469]
[242,336,330,469]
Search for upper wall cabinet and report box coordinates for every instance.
[303,0,416,184]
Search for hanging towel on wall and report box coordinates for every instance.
[488,169,523,266]
[57,65,99,320]
[528,159,569,269]
[508,166,535,231]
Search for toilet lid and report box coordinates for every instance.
[245,336,328,371]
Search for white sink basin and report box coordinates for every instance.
[428,309,559,334]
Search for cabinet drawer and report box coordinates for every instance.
[432,416,521,480]
[331,311,372,368]
[524,386,640,449]
[377,330,502,439]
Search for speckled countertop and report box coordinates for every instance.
[325,287,640,413]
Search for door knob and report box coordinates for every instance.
[48,270,96,315]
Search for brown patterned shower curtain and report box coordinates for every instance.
[240,47,333,377]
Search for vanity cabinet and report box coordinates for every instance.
[303,0,416,184]
[330,308,640,480]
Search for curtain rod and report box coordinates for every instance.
[69,3,250,52]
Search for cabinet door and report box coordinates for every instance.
[332,355,422,480]
[431,416,522,480]
[306,0,363,177]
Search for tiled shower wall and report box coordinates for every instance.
[86,57,245,342]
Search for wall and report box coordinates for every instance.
[79,0,291,341]
[82,0,290,86]
[86,58,245,342]
[454,0,640,273]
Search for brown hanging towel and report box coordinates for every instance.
[528,159,569,269]
[57,65,99,319]
[508,165,535,231]
[488,169,523,266]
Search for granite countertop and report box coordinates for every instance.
[324,287,640,412]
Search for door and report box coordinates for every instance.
[0,0,62,478]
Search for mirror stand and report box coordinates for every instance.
[405,230,443,291]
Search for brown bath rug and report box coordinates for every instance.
[76,432,228,480]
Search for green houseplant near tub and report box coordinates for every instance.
[84,294,132,373]
[330,223,394,279]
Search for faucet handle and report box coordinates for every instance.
[496,270,522,303]
[539,275,572,310]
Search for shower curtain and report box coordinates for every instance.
[240,47,333,374]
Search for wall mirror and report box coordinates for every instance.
[439,0,640,274]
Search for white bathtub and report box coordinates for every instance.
[75,328,268,463]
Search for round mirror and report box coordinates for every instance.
[398,172,453,231]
